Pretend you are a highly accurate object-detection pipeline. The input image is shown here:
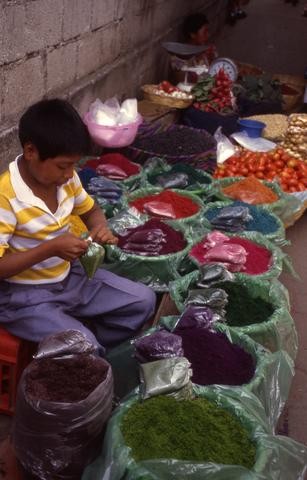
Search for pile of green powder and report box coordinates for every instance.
[216,281,275,327]
[121,396,256,468]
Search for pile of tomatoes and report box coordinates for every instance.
[214,148,307,193]
[157,80,179,94]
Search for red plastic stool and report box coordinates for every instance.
[0,328,36,415]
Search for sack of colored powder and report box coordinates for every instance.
[222,177,279,204]
[129,190,200,219]
[117,219,187,256]
[173,323,255,386]
[13,332,114,480]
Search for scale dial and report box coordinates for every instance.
[209,57,238,81]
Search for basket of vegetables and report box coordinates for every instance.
[141,82,194,109]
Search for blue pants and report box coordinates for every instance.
[0,262,156,354]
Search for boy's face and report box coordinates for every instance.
[23,144,80,187]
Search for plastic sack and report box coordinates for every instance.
[215,176,304,226]
[185,288,228,315]
[175,305,216,330]
[169,270,298,360]
[80,238,105,279]
[134,329,184,363]
[87,177,122,203]
[202,200,286,246]
[144,158,213,196]
[214,126,237,164]
[89,97,138,126]
[13,332,114,480]
[143,200,177,219]
[189,230,295,282]
[104,215,194,291]
[196,263,235,287]
[139,356,193,400]
[156,172,189,189]
[210,205,252,232]
[82,386,307,480]
[96,163,128,180]
[222,176,279,205]
[199,242,248,272]
[159,317,294,431]
[34,329,96,359]
[124,187,205,230]
[231,131,277,152]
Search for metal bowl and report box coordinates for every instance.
[162,41,208,58]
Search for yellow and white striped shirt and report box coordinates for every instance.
[0,155,94,284]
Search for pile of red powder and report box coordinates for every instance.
[190,236,272,275]
[117,218,187,256]
[129,190,200,219]
[85,153,140,178]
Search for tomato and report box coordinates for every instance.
[297,182,306,191]
[287,177,299,186]
[287,159,299,169]
[241,167,249,176]
[275,160,285,169]
[255,171,265,179]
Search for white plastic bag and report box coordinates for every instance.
[214,127,237,164]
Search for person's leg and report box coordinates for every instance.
[0,280,103,353]
[67,263,156,349]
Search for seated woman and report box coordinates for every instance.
[169,13,218,85]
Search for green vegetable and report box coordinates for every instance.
[121,395,256,467]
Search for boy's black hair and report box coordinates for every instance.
[18,98,91,160]
[182,13,208,40]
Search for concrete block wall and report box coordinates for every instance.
[0,0,228,172]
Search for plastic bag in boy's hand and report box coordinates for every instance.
[80,240,105,279]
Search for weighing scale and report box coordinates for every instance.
[177,64,209,92]
[209,57,238,82]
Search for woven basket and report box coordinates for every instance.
[272,73,306,90]
[271,74,304,113]
[282,86,303,113]
[236,61,264,77]
[141,84,194,109]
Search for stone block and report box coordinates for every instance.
[91,0,116,30]
[47,42,78,93]
[0,4,26,65]
[25,0,63,54]
[3,56,44,121]
[76,30,104,79]
[63,0,91,41]
[0,126,20,174]
[119,9,154,53]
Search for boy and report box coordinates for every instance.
[0,99,156,354]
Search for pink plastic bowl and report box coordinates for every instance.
[84,112,143,148]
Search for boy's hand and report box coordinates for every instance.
[49,233,89,261]
[89,225,118,245]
